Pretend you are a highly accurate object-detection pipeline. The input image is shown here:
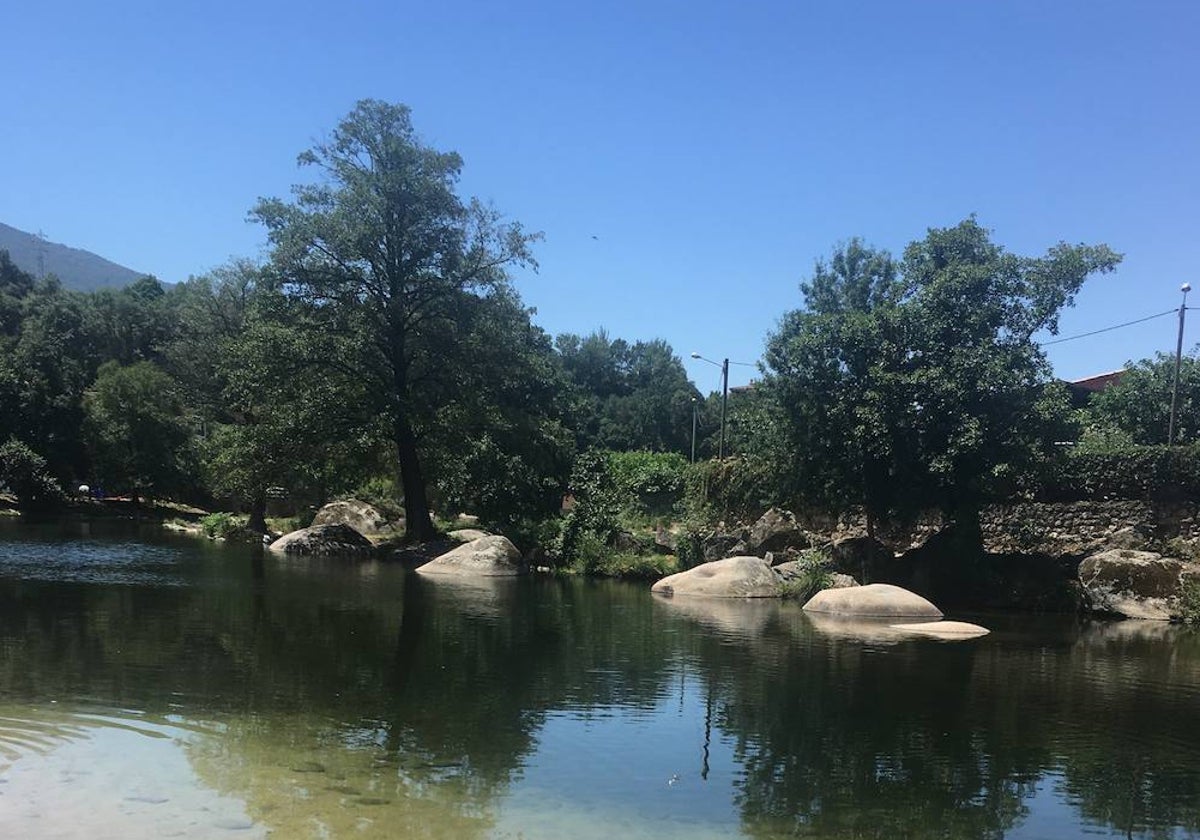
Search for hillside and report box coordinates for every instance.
[0,222,146,291]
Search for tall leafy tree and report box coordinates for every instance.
[252,100,537,541]
[760,220,1120,528]
[83,360,191,502]
[556,330,700,454]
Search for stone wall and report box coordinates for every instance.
[981,500,1200,557]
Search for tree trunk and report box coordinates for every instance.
[246,492,267,534]
[394,414,436,542]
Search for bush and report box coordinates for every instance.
[686,456,786,522]
[200,512,242,540]
[1174,579,1200,626]
[0,438,64,511]
[604,451,689,516]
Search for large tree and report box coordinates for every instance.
[760,220,1121,528]
[252,100,537,541]
[556,330,700,454]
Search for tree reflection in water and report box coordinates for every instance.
[1,529,1200,839]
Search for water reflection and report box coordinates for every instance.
[1,521,1200,838]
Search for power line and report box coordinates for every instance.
[1038,308,1179,347]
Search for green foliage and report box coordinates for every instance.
[200,511,241,540]
[777,549,834,601]
[1035,445,1200,501]
[556,331,700,455]
[1174,579,1200,626]
[83,360,193,501]
[348,476,405,520]
[1084,353,1200,446]
[557,451,622,568]
[584,551,680,579]
[604,450,689,515]
[757,220,1121,524]
[0,438,64,511]
[252,99,538,541]
[686,456,786,522]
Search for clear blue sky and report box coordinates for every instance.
[4,0,1198,391]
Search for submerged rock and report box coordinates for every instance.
[416,535,524,577]
[268,523,374,556]
[889,620,990,639]
[1077,549,1198,621]
[651,556,781,598]
[802,583,943,618]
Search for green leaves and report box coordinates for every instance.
[759,219,1122,523]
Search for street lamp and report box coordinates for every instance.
[691,352,730,459]
[691,397,698,463]
[1169,282,1192,446]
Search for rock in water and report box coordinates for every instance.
[651,556,782,598]
[1077,549,1197,620]
[802,583,943,618]
[416,536,524,577]
[889,620,990,639]
[268,524,373,556]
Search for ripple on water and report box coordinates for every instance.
[0,538,191,586]
[0,705,264,839]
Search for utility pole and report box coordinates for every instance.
[719,357,729,460]
[1169,283,1192,445]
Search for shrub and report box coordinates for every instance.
[604,450,689,516]
[200,512,241,540]
[0,439,64,511]
[1174,579,1200,626]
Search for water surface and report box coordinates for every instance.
[1,519,1199,838]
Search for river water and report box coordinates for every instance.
[0,519,1198,839]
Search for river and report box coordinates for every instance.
[1,519,1198,839]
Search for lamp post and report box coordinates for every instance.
[691,397,698,463]
[1169,282,1192,446]
[691,352,730,459]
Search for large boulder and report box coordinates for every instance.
[651,556,782,598]
[802,583,943,618]
[1077,549,1198,620]
[416,535,524,577]
[268,523,374,556]
[311,499,399,539]
[745,508,811,555]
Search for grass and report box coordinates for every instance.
[584,552,681,580]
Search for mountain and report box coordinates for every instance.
[0,222,146,291]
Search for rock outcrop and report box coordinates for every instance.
[652,556,782,598]
[1077,548,1199,620]
[416,535,524,577]
[802,583,943,618]
[745,508,811,555]
[311,499,399,539]
[268,523,374,556]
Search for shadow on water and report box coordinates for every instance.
[1,519,1200,838]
